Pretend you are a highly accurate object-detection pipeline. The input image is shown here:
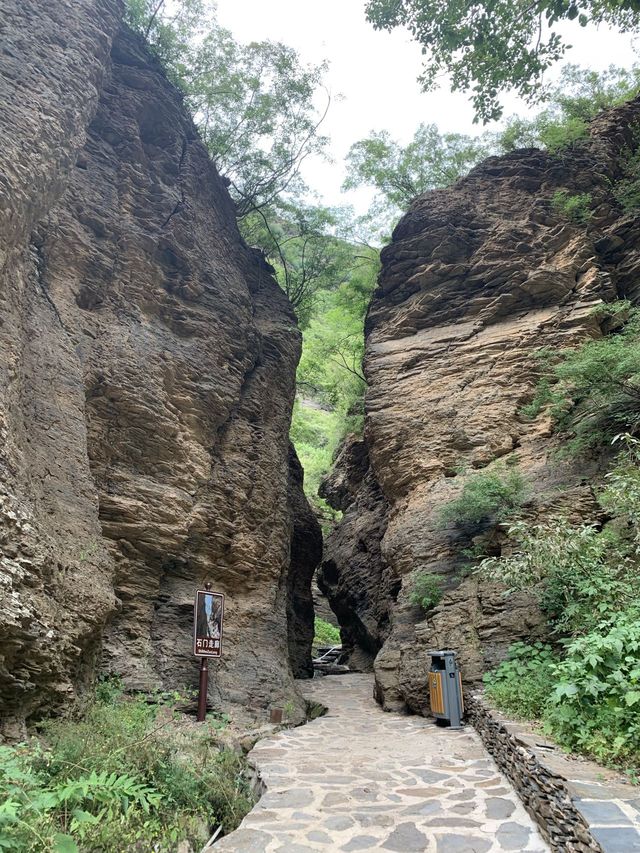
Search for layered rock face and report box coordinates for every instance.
[0,0,320,736]
[321,97,640,713]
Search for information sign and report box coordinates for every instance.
[193,589,224,658]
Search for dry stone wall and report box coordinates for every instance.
[321,96,640,712]
[0,0,320,736]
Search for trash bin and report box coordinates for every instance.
[428,649,464,729]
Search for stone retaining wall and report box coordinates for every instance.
[466,694,602,852]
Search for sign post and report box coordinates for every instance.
[193,582,224,723]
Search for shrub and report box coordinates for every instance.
[522,307,640,453]
[485,626,640,773]
[313,617,340,647]
[477,518,639,637]
[0,689,254,852]
[484,642,557,719]
[613,126,640,213]
[544,611,640,768]
[480,441,640,774]
[440,468,526,529]
[600,434,640,544]
[409,571,444,612]
[551,189,593,224]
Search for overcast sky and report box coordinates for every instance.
[215,0,638,214]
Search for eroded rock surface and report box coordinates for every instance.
[0,1,319,735]
[322,97,640,712]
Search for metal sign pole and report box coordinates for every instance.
[196,581,212,722]
[197,655,209,722]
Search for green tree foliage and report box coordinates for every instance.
[345,66,640,242]
[242,204,355,326]
[498,64,640,151]
[185,39,329,218]
[291,247,378,517]
[364,0,640,122]
[125,0,329,218]
[439,468,526,530]
[343,124,490,237]
[125,0,345,335]
[290,401,344,524]
[522,305,640,453]
[125,0,209,73]
[0,685,253,851]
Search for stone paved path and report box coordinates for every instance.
[213,674,549,852]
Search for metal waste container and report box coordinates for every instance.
[428,649,464,729]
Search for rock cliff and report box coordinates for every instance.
[320,97,640,713]
[0,0,320,736]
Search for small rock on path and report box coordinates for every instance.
[212,674,548,852]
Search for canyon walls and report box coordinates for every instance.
[0,0,320,737]
[320,96,640,713]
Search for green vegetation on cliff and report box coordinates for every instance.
[440,468,526,530]
[523,304,640,454]
[313,618,341,648]
[291,246,377,516]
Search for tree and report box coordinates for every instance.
[186,36,330,218]
[343,123,490,235]
[292,248,378,515]
[124,0,209,73]
[498,63,640,151]
[241,204,357,327]
[297,248,378,409]
[125,0,330,217]
[364,0,640,122]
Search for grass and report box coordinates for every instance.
[0,681,255,852]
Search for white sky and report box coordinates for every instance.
[216,0,639,214]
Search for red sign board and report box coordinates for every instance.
[193,589,224,657]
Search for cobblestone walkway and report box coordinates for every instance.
[214,674,549,852]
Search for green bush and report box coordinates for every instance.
[478,518,638,637]
[313,617,341,647]
[551,189,593,223]
[613,128,640,212]
[440,468,526,529]
[485,627,640,772]
[0,688,254,852]
[484,642,557,719]
[498,65,640,155]
[544,611,640,767]
[522,307,640,453]
[409,572,444,612]
[480,442,640,773]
